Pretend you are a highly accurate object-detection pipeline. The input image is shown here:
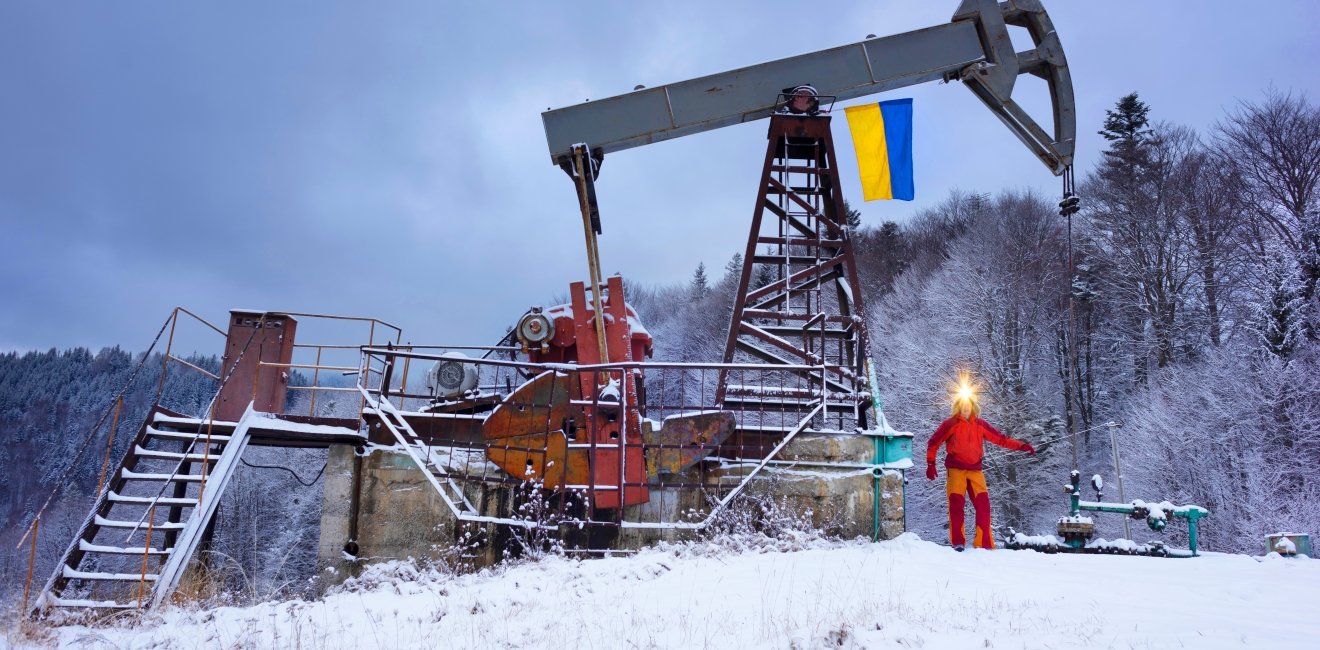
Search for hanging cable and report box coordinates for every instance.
[240,458,327,487]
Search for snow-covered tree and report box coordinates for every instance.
[1250,254,1307,359]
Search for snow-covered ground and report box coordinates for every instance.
[12,534,1318,649]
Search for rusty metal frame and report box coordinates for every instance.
[715,114,872,434]
[356,346,841,531]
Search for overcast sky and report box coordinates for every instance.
[2,1,1318,356]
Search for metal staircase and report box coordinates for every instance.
[34,407,255,613]
[359,393,484,523]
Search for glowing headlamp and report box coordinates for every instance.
[951,370,978,404]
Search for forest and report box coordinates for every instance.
[1,89,1316,608]
[629,90,1320,554]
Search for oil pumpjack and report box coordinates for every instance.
[531,0,1076,489]
[30,0,1076,615]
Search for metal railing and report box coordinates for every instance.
[252,313,402,419]
[355,345,870,531]
[22,308,403,614]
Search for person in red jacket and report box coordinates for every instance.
[926,390,1035,550]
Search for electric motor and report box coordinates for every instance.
[426,352,478,399]
[516,308,555,352]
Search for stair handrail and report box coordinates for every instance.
[148,406,257,607]
[121,314,272,541]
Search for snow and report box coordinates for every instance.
[27,534,1320,649]
[597,378,621,402]
[247,412,362,437]
[626,314,650,336]
[1057,515,1094,525]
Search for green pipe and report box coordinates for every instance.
[872,436,881,542]
[1080,503,1139,515]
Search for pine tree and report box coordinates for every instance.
[723,253,743,282]
[842,199,863,231]
[1253,255,1307,359]
[753,246,777,290]
[1099,92,1153,162]
[690,262,709,299]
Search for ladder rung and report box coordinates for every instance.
[152,414,237,430]
[122,468,205,482]
[50,597,137,609]
[751,256,833,266]
[759,326,852,339]
[770,165,821,174]
[108,492,198,506]
[62,566,158,582]
[134,445,219,462]
[94,515,187,530]
[146,426,232,443]
[79,539,172,555]
[756,237,846,247]
[765,185,824,195]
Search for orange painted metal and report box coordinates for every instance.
[643,412,736,477]
[137,505,156,608]
[21,517,37,615]
[95,396,124,498]
[489,277,652,510]
[486,432,571,487]
[484,370,585,489]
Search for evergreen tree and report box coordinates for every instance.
[1253,255,1307,359]
[873,221,908,294]
[723,253,743,282]
[753,246,777,290]
[690,262,709,298]
[842,199,863,231]
[1100,92,1154,162]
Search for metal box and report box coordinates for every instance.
[215,310,298,421]
[1265,533,1312,557]
[878,433,914,465]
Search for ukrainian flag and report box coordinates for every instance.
[844,99,914,201]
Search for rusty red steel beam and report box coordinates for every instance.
[744,254,846,304]
[747,268,845,312]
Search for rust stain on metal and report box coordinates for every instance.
[482,371,580,441]
[644,412,735,477]
[485,431,571,487]
[482,371,591,488]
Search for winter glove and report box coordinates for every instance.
[926,462,937,481]
[1022,443,1037,456]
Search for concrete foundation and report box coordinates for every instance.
[316,433,906,588]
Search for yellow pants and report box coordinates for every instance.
[945,467,994,549]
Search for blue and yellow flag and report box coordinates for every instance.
[844,99,914,201]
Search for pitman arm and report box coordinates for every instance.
[541,0,1074,175]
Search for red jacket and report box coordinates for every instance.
[926,416,1030,471]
